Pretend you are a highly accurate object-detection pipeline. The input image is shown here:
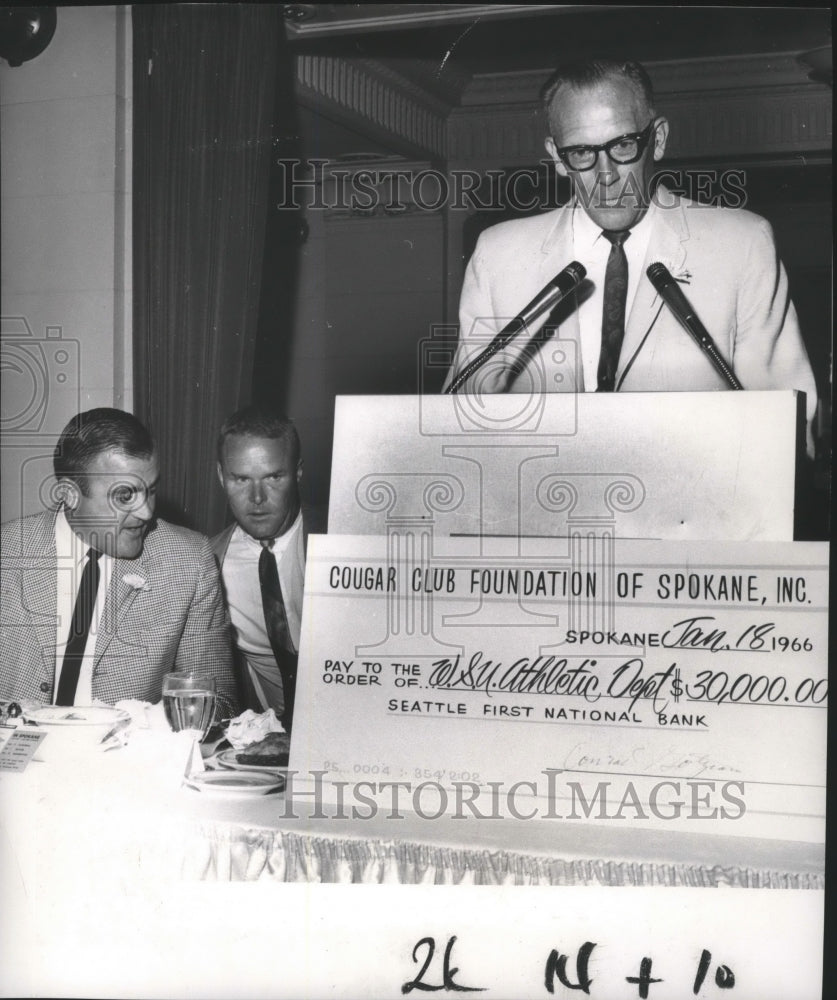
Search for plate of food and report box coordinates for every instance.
[185,769,284,796]
[216,731,290,772]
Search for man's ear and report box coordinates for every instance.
[55,477,80,510]
[296,459,303,485]
[216,461,225,488]
[545,136,569,178]
[652,117,669,162]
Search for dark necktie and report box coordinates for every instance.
[597,229,631,391]
[258,540,298,730]
[55,548,102,706]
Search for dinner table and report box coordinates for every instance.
[0,704,825,1000]
[1,715,823,891]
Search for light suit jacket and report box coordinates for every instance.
[444,189,817,448]
[0,510,239,714]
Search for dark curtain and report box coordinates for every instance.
[133,4,281,535]
[251,39,304,409]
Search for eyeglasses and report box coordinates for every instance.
[552,119,658,172]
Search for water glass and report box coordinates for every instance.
[162,672,217,741]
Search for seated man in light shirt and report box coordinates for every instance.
[0,407,239,716]
[213,406,317,729]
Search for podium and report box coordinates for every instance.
[327,390,804,543]
[289,388,825,888]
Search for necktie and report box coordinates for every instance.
[597,229,631,391]
[55,548,102,706]
[258,540,297,730]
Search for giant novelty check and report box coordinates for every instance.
[290,535,827,847]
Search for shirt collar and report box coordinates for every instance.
[232,509,302,550]
[572,198,657,252]
[572,202,602,256]
[55,506,92,563]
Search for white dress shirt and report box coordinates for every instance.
[53,508,113,705]
[571,202,656,390]
[220,513,302,713]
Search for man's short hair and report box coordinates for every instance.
[542,58,656,130]
[216,405,301,466]
[53,408,155,494]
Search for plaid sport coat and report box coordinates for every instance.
[0,509,239,716]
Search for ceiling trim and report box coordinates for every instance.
[283,4,575,38]
[447,86,833,166]
[293,49,832,167]
[295,55,448,160]
[462,51,829,106]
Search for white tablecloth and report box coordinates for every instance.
[1,745,823,890]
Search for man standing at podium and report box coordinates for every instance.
[442,58,817,452]
[213,406,312,730]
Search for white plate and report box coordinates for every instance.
[22,705,131,759]
[185,769,284,796]
[23,706,130,727]
[215,748,287,774]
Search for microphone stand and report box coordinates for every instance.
[646,262,743,390]
[446,262,586,394]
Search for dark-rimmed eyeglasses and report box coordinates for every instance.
[552,119,658,172]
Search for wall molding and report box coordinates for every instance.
[297,49,831,167]
[284,4,565,38]
[448,91,832,166]
[462,52,828,106]
[295,55,448,159]
[662,90,832,160]
[449,53,832,166]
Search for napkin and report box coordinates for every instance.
[225,708,285,749]
[82,699,167,751]
[95,699,204,781]
[113,699,170,732]
[111,700,204,782]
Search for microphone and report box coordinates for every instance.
[446,261,586,394]
[646,262,743,390]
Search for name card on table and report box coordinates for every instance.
[0,727,46,771]
[290,534,827,848]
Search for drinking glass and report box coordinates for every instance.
[162,673,217,741]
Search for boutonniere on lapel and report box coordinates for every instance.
[666,266,692,285]
[123,573,150,592]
